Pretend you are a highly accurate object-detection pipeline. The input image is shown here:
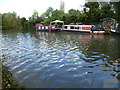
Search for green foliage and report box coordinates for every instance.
[1,1,120,30]
[83,2,99,23]
[0,13,2,29]
[46,7,54,18]
[38,2,117,25]
[85,2,99,9]
[51,9,64,20]
[32,10,39,19]
[2,64,25,88]
[100,3,114,18]
[110,1,120,22]
[0,13,2,25]
[2,12,22,30]
[20,10,44,30]
[20,17,29,29]
[83,2,115,24]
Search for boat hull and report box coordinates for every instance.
[90,27,105,34]
[36,29,60,31]
[61,29,90,33]
[90,31,105,34]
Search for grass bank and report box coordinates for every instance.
[2,64,25,89]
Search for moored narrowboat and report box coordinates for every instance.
[36,20,64,31]
[36,24,56,31]
[62,23,94,32]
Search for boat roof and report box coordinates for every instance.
[101,18,116,22]
[64,24,93,26]
[51,20,64,23]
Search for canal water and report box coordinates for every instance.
[2,30,120,88]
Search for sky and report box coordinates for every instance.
[0,0,85,19]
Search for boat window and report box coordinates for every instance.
[75,27,79,29]
[79,27,81,29]
[64,26,68,29]
[42,27,44,29]
[70,26,74,29]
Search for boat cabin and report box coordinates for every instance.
[36,20,64,31]
[63,24,94,32]
[50,20,64,30]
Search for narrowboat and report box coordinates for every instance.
[36,20,64,31]
[62,23,94,33]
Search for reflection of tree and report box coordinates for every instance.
[36,31,120,81]
[116,73,120,81]
[86,35,119,59]
[85,34,120,81]
[36,32,119,60]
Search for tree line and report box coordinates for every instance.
[1,1,120,30]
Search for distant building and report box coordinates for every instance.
[60,0,65,12]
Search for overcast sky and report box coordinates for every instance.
[0,0,85,19]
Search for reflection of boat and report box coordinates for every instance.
[90,34,104,39]
[36,20,64,31]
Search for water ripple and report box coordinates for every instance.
[2,31,120,88]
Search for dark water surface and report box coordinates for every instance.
[2,30,120,88]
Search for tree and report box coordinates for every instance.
[0,13,2,29]
[2,12,22,30]
[51,9,64,20]
[27,10,44,28]
[110,1,120,22]
[46,7,54,18]
[67,9,81,23]
[84,2,101,23]
[100,3,114,18]
[20,17,29,29]
[85,2,99,9]
[83,1,115,24]
[68,9,78,15]
[32,10,39,19]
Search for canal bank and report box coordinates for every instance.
[2,63,25,89]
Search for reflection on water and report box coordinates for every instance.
[2,30,120,88]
